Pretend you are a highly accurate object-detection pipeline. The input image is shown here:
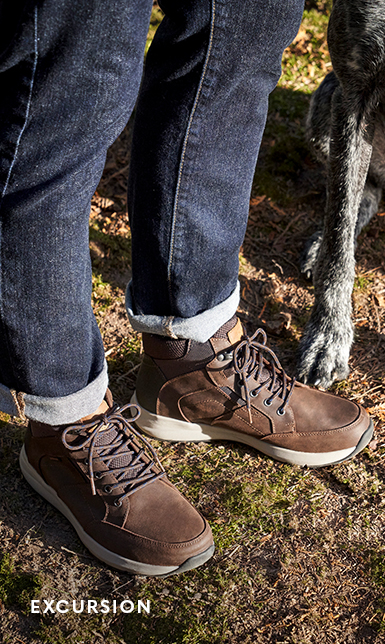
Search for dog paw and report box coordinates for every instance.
[297,316,353,388]
[300,230,323,281]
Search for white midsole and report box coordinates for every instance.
[131,392,355,467]
[19,445,177,575]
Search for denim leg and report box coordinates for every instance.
[127,0,304,341]
[0,0,152,423]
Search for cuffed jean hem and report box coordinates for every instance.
[0,360,108,425]
[125,281,240,342]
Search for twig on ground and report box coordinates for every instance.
[106,164,130,181]
[272,210,304,249]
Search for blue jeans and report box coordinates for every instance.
[0,0,304,424]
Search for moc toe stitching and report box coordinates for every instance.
[99,523,212,549]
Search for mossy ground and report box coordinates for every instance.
[2,2,385,642]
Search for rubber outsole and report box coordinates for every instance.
[19,445,215,576]
[131,393,374,468]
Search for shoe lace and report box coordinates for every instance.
[62,403,165,504]
[233,328,296,423]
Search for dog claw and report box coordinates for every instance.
[297,317,353,390]
[299,230,323,281]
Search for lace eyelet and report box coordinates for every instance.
[103,484,113,494]
[217,351,233,362]
[94,471,103,479]
[83,458,89,465]
[113,499,123,508]
[277,408,286,416]
[263,398,273,407]
[250,390,258,398]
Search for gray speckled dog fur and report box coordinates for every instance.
[297,0,385,388]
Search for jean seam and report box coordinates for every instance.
[1,5,38,200]
[0,5,38,386]
[166,0,216,307]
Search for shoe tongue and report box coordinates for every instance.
[67,424,143,481]
[258,363,275,387]
[94,426,119,447]
[95,427,144,480]
[232,328,283,393]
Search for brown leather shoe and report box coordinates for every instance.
[20,392,214,576]
[132,317,373,467]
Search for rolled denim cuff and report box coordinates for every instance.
[126,281,240,342]
[0,360,108,424]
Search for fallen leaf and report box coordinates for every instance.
[374,293,385,308]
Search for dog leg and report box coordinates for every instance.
[299,75,335,281]
[300,180,381,281]
[355,181,382,235]
[298,85,374,387]
[300,70,382,281]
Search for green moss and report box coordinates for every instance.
[267,88,310,129]
[107,335,142,376]
[252,89,311,204]
[331,379,350,394]
[367,550,385,632]
[354,275,373,291]
[121,609,227,644]
[33,624,68,644]
[369,551,385,587]
[118,566,245,644]
[91,273,114,315]
[0,553,43,613]
[216,466,314,544]
[90,224,131,251]
[34,619,122,644]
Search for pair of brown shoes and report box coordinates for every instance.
[21,318,373,576]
